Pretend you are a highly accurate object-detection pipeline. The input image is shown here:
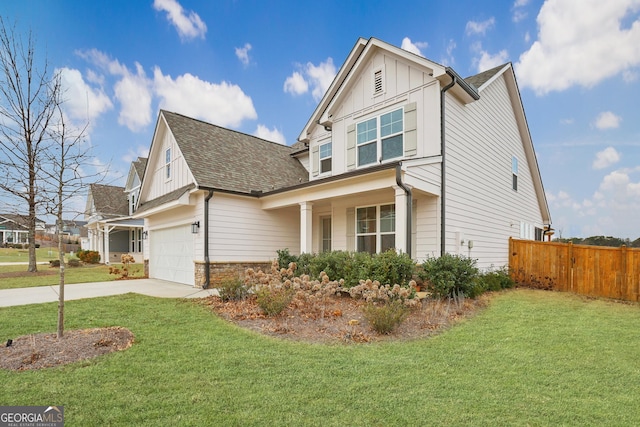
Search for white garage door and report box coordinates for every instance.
[149,224,195,286]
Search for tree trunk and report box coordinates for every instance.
[56,217,65,338]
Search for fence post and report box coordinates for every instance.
[568,242,573,292]
[620,245,627,300]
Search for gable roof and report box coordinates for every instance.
[88,184,128,217]
[132,157,147,179]
[298,37,479,142]
[464,63,508,90]
[0,214,45,230]
[160,111,308,194]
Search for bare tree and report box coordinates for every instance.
[42,97,95,338]
[0,18,60,272]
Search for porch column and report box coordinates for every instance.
[299,201,313,254]
[394,186,408,254]
[102,225,115,264]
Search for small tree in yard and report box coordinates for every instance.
[0,18,60,273]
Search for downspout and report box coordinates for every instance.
[203,189,214,289]
[395,163,412,257]
[440,70,457,257]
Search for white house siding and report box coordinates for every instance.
[306,50,440,181]
[140,122,195,203]
[444,75,544,268]
[413,195,440,262]
[207,193,300,262]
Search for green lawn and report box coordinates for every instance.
[0,263,146,289]
[0,246,62,263]
[1,289,639,426]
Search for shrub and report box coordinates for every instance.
[218,277,250,302]
[362,300,409,334]
[420,253,480,298]
[477,266,515,292]
[256,286,295,316]
[49,260,60,267]
[369,249,415,287]
[67,258,81,268]
[77,250,100,264]
[276,248,298,270]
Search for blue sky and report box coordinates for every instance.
[1,0,639,239]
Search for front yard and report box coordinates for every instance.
[0,263,145,289]
[1,289,639,426]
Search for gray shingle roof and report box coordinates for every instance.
[89,184,128,217]
[133,157,147,179]
[464,63,508,90]
[136,184,195,214]
[161,111,309,194]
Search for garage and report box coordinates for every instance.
[149,224,195,286]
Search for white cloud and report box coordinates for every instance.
[77,49,153,131]
[516,0,640,95]
[472,43,509,72]
[235,43,252,66]
[623,70,639,82]
[153,0,207,40]
[113,63,153,131]
[283,71,308,96]
[58,67,113,123]
[122,146,150,164]
[592,147,621,169]
[401,37,428,56]
[440,39,457,66]
[153,67,257,128]
[512,0,531,22]
[284,58,336,102]
[594,111,622,130]
[254,124,286,145]
[465,17,496,35]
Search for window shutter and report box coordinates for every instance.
[346,207,355,251]
[312,145,319,177]
[404,102,417,156]
[346,124,356,170]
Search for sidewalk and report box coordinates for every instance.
[0,279,217,308]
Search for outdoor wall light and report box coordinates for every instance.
[191,221,200,234]
[142,231,148,240]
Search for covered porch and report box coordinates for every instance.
[261,160,442,261]
[87,217,144,264]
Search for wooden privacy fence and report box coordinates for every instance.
[509,238,640,302]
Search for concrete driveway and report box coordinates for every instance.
[0,279,217,308]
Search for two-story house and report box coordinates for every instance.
[84,157,147,263]
[135,37,550,287]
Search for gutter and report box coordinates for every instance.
[395,164,412,257]
[440,70,457,257]
[203,189,214,289]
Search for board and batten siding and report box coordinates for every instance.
[206,193,299,262]
[444,74,544,268]
[142,122,195,203]
[306,50,440,181]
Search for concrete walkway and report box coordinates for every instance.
[0,279,217,308]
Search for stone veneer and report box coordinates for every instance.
[194,261,271,289]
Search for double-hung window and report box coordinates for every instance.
[356,108,403,167]
[356,204,395,254]
[319,141,332,174]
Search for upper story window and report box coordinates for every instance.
[165,148,171,180]
[357,108,403,167]
[319,141,332,174]
[129,194,135,215]
[512,156,518,191]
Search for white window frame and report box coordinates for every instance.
[320,216,332,253]
[356,107,404,167]
[512,156,518,191]
[165,148,172,180]
[319,140,332,174]
[355,204,395,254]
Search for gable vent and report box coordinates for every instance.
[374,69,383,94]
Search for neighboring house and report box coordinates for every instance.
[135,37,550,287]
[45,219,88,240]
[0,214,46,245]
[84,159,146,263]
